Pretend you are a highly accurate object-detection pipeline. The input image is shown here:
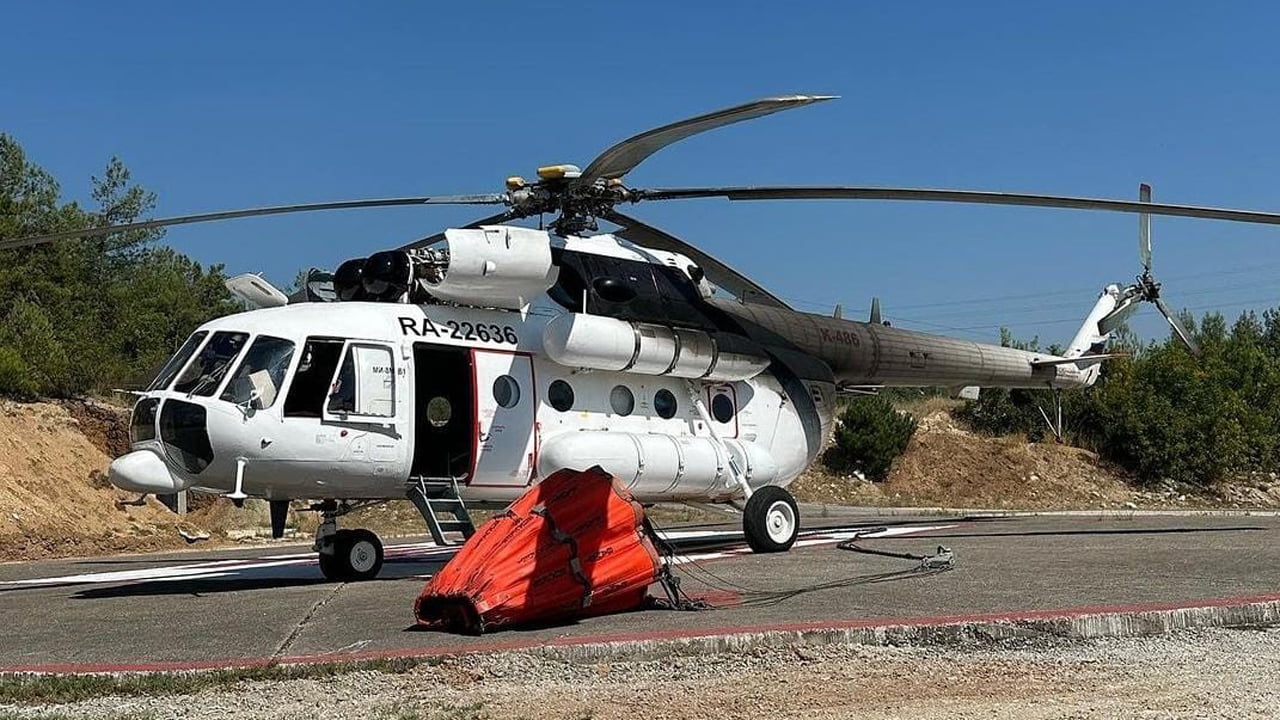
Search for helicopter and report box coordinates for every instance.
[5,94,1278,582]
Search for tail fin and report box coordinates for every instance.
[1064,284,1139,384]
[1065,285,1124,357]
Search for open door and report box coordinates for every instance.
[471,350,537,486]
[412,344,473,479]
[323,341,398,425]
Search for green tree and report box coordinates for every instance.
[0,134,238,397]
[957,315,1280,488]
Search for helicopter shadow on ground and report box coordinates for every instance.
[67,554,451,599]
[62,516,984,598]
[0,548,454,599]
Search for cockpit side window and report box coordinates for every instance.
[148,331,208,391]
[220,335,295,409]
[283,338,345,417]
[328,352,357,413]
[171,331,249,396]
[326,343,395,418]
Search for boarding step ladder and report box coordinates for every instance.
[407,476,477,547]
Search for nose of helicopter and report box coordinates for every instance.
[109,449,191,494]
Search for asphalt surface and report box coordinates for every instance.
[0,512,1277,672]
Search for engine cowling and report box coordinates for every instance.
[418,226,557,310]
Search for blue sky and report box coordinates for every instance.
[4,2,1280,344]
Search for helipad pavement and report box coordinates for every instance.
[1,512,1277,672]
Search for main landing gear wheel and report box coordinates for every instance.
[319,528,384,581]
[743,485,799,553]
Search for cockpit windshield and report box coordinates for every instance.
[220,335,295,409]
[172,331,250,396]
[148,331,208,391]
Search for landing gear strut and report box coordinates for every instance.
[313,501,385,581]
[742,485,799,553]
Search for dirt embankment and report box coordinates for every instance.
[0,399,208,561]
[793,404,1280,510]
[0,399,461,562]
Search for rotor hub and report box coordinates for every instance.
[1135,271,1162,302]
[505,176,635,235]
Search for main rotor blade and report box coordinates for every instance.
[0,194,509,250]
[635,186,1280,226]
[397,210,515,251]
[1152,295,1202,356]
[602,209,791,310]
[1139,183,1152,272]
[578,95,836,185]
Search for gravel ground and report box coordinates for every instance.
[4,627,1278,719]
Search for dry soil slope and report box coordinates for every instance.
[790,409,1270,510]
[0,400,201,560]
[0,400,460,561]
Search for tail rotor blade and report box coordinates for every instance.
[1139,183,1153,272]
[1152,295,1202,356]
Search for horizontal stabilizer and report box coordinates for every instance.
[1031,353,1125,368]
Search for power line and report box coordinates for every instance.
[882,273,1280,323]
[940,296,1280,333]
[773,258,1280,318]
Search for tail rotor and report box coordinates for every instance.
[1132,183,1201,356]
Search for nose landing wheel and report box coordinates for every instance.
[313,501,386,581]
[319,528,385,581]
[742,486,799,553]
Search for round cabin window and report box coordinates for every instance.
[610,385,635,416]
[654,389,678,419]
[548,379,574,412]
[493,375,520,409]
[427,396,452,427]
[711,393,734,423]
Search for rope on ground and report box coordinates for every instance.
[645,516,714,612]
[643,519,955,612]
[836,527,956,571]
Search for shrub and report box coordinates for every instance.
[0,301,74,396]
[0,346,36,398]
[823,395,918,480]
[953,387,1039,438]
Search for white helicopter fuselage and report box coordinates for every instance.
[114,230,827,506]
